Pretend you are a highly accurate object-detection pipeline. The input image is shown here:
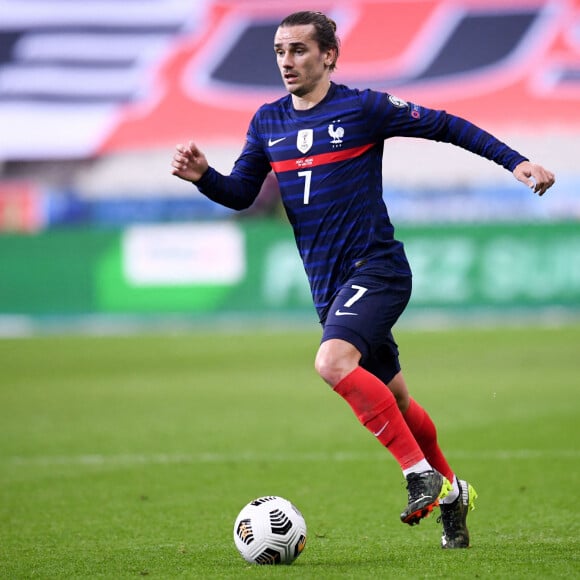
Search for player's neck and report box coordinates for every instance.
[291,80,332,111]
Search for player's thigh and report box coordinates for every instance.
[322,272,411,360]
[361,332,403,387]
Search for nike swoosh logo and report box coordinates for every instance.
[268,137,286,147]
[411,494,432,504]
[335,309,358,316]
[373,420,390,437]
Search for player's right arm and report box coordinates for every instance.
[171,129,271,211]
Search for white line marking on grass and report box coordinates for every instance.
[5,449,579,467]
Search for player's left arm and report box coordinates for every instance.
[424,112,557,196]
[512,160,555,196]
[371,91,557,196]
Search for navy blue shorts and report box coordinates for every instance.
[321,271,412,385]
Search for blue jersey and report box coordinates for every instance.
[195,82,527,316]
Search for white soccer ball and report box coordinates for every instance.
[233,496,307,565]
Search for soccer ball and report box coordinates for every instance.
[233,496,307,565]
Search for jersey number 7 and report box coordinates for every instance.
[298,170,312,204]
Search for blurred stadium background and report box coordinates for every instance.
[1,0,579,334]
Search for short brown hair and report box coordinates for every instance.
[279,11,340,71]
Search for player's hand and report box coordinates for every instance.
[513,161,555,196]
[171,141,209,183]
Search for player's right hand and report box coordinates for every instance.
[171,141,209,183]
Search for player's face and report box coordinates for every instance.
[274,24,334,99]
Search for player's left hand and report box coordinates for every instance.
[513,161,555,196]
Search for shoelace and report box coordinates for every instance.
[405,473,426,500]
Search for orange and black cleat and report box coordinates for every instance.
[400,470,452,526]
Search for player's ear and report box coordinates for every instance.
[324,48,336,69]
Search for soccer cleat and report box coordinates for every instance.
[400,470,452,526]
[438,479,478,548]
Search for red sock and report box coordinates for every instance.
[333,367,424,470]
[403,398,454,482]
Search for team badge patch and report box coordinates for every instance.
[296,129,313,154]
[388,94,409,108]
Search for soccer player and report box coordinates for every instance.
[171,11,555,548]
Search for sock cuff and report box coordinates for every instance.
[334,366,397,424]
[333,366,362,397]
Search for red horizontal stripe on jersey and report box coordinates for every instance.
[270,143,374,173]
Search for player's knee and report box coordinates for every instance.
[387,372,410,412]
[314,353,335,386]
[314,351,353,387]
[315,339,361,387]
[394,391,410,413]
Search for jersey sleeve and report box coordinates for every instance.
[364,90,528,172]
[432,111,528,171]
[194,113,272,211]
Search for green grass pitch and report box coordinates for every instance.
[1,324,578,578]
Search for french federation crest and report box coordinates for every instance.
[296,129,313,154]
